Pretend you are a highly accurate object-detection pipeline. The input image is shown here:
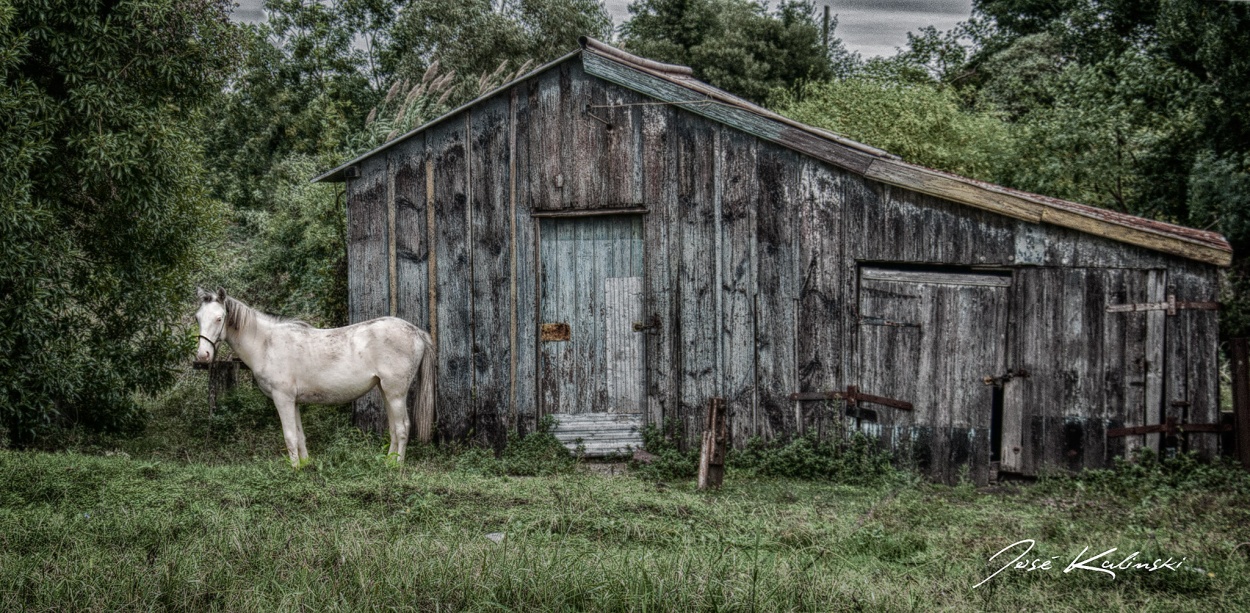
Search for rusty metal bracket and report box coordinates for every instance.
[859,316,920,328]
[1107,416,1231,438]
[788,385,913,411]
[632,314,662,333]
[584,103,613,128]
[982,369,1029,386]
[1106,294,1219,316]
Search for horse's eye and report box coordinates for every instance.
[216,316,222,322]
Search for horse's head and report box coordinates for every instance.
[194,287,228,363]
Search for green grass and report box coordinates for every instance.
[2,375,1249,611]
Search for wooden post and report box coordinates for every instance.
[206,360,240,418]
[698,397,728,489]
[1231,338,1250,470]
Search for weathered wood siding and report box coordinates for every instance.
[341,52,1224,478]
[346,155,388,433]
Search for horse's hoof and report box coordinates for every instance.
[292,457,313,470]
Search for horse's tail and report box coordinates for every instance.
[413,329,436,443]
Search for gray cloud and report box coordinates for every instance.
[229,0,973,59]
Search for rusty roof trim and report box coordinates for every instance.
[579,36,693,76]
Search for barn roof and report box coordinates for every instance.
[315,37,1233,267]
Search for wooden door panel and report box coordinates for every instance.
[539,216,644,415]
[857,268,1010,485]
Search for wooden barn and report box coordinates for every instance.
[314,37,1233,483]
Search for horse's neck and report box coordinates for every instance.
[223,309,275,368]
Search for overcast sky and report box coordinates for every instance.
[229,0,973,59]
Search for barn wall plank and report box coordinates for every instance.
[796,158,844,438]
[470,95,512,450]
[755,146,801,441]
[675,111,719,444]
[1166,266,1220,458]
[346,156,389,433]
[392,136,429,328]
[427,117,472,441]
[719,129,758,446]
[511,85,539,434]
[642,104,677,431]
[389,135,433,434]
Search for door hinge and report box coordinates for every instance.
[983,369,1029,386]
[1106,294,1218,316]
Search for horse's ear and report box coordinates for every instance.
[216,287,227,302]
[197,287,211,302]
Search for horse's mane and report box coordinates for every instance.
[222,296,312,334]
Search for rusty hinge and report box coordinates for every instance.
[1107,416,1231,438]
[1106,294,1219,316]
[788,385,913,411]
[983,369,1029,386]
[859,316,920,329]
[632,314,662,333]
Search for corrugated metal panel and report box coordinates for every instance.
[548,413,643,457]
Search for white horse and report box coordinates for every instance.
[193,288,435,466]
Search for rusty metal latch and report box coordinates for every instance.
[540,322,571,342]
[983,369,1029,386]
[1106,294,1218,316]
[788,385,913,411]
[632,314,662,333]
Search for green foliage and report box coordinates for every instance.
[729,433,899,484]
[229,155,349,325]
[621,0,856,102]
[0,0,240,444]
[456,416,576,477]
[1037,448,1250,501]
[386,0,611,106]
[630,419,699,481]
[773,77,1016,181]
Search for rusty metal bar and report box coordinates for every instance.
[1233,338,1250,470]
[1106,294,1219,315]
[788,391,842,401]
[848,386,914,411]
[1107,416,1231,438]
[788,387,912,410]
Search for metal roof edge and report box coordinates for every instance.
[311,48,584,184]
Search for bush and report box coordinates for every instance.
[630,419,699,481]
[1038,448,1250,499]
[456,416,575,477]
[729,432,898,484]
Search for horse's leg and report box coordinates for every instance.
[379,381,410,464]
[293,405,310,462]
[272,394,303,467]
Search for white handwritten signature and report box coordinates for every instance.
[973,539,1186,589]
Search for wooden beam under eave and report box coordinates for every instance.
[865,158,1233,268]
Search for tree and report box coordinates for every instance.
[772,78,1015,182]
[621,0,855,102]
[385,0,611,104]
[0,0,240,443]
